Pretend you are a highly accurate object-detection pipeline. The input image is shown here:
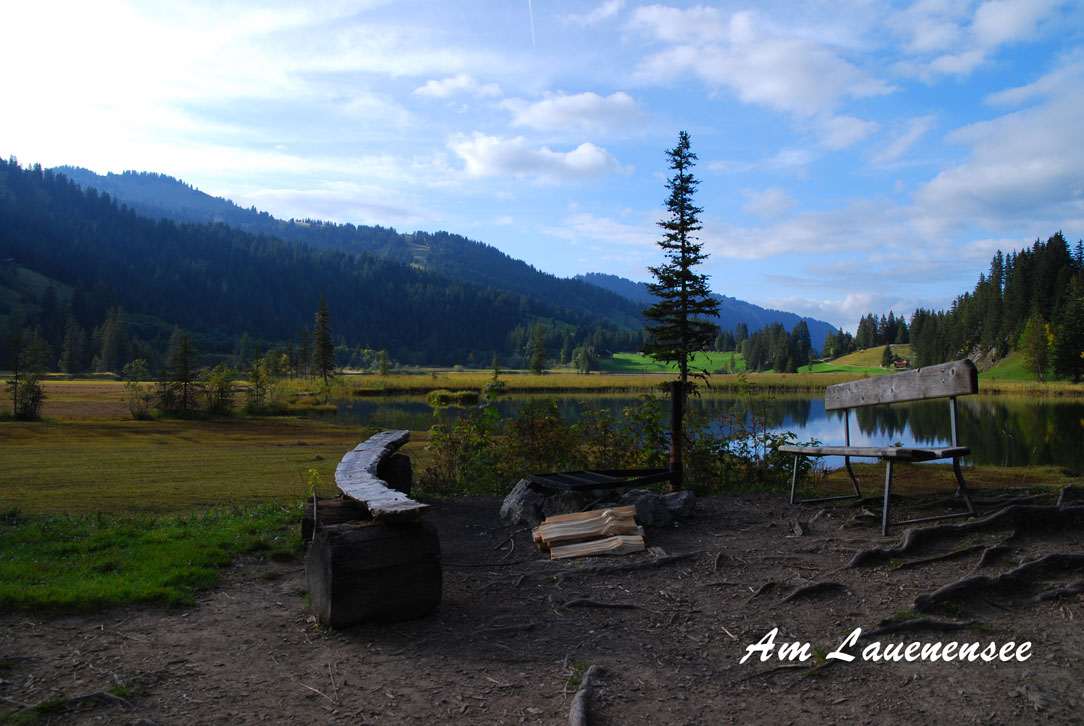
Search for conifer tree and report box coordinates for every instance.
[642,131,720,387]
[312,294,335,385]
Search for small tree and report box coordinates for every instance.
[528,323,547,375]
[312,294,335,385]
[122,358,152,419]
[203,363,238,414]
[642,131,720,388]
[6,331,50,420]
[378,349,392,376]
[245,358,270,412]
[1021,311,1050,381]
[880,343,894,369]
[162,327,199,415]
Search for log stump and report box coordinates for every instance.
[301,497,371,541]
[306,520,442,628]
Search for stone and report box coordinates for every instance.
[663,490,696,518]
[541,490,589,519]
[500,479,547,527]
[624,491,671,528]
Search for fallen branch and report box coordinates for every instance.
[568,665,601,726]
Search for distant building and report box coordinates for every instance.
[893,357,910,370]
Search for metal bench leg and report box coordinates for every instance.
[952,457,977,516]
[844,456,862,498]
[881,460,894,536]
[789,454,800,504]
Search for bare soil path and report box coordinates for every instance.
[2,491,1082,724]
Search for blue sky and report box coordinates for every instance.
[3,0,1083,332]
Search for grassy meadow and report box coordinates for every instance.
[2,351,1080,613]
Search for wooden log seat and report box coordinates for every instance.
[778,359,980,536]
[305,430,441,627]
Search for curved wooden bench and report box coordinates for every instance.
[306,430,441,627]
[335,429,428,521]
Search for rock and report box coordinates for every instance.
[626,491,671,528]
[500,479,546,527]
[541,490,589,518]
[663,490,696,518]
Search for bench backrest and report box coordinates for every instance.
[824,359,978,412]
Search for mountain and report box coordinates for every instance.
[579,272,838,352]
[1,160,639,369]
[53,167,645,330]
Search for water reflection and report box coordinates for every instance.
[334,394,1084,472]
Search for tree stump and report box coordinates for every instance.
[306,520,441,627]
[301,497,371,541]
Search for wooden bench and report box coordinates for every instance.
[779,359,979,536]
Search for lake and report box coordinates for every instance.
[333,393,1084,472]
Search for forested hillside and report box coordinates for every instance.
[0,159,638,371]
[905,232,1084,380]
[54,167,646,329]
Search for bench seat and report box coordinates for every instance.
[778,445,969,462]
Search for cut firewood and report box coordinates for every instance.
[549,534,646,559]
[533,506,639,548]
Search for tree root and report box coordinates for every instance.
[553,550,708,584]
[892,544,987,571]
[568,664,601,726]
[746,581,790,604]
[563,598,649,611]
[846,506,1084,569]
[780,581,849,603]
[971,544,1012,571]
[861,618,977,639]
[914,552,1084,612]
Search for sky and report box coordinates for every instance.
[3,0,1083,333]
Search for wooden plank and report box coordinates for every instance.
[537,505,636,525]
[335,430,429,522]
[824,359,978,411]
[778,445,969,461]
[549,534,645,559]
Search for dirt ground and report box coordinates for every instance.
[2,488,1082,725]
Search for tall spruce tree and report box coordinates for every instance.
[642,131,720,386]
[312,294,335,385]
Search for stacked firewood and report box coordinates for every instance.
[532,505,645,559]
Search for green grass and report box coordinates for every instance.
[0,502,302,611]
[599,351,744,374]
[0,417,368,514]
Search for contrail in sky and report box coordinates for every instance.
[527,0,536,47]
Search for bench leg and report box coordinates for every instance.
[789,454,800,504]
[881,460,894,537]
[952,457,977,516]
[844,456,862,498]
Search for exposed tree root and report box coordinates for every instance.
[846,506,1084,569]
[892,545,986,571]
[553,550,709,584]
[1057,485,1084,507]
[914,553,1084,612]
[563,598,649,612]
[780,581,849,603]
[568,664,601,726]
[861,618,977,639]
[746,581,790,604]
[1029,579,1084,604]
[971,544,1012,571]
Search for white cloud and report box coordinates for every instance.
[914,69,1084,232]
[742,187,796,219]
[237,182,427,226]
[557,212,655,247]
[562,0,625,26]
[629,7,893,117]
[895,0,1064,79]
[500,91,644,133]
[870,115,937,165]
[414,74,501,99]
[448,133,629,181]
[817,114,880,150]
[972,0,1058,47]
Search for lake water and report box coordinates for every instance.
[333,393,1084,472]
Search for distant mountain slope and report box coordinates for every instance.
[579,272,837,352]
[54,167,645,329]
[2,160,633,365]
